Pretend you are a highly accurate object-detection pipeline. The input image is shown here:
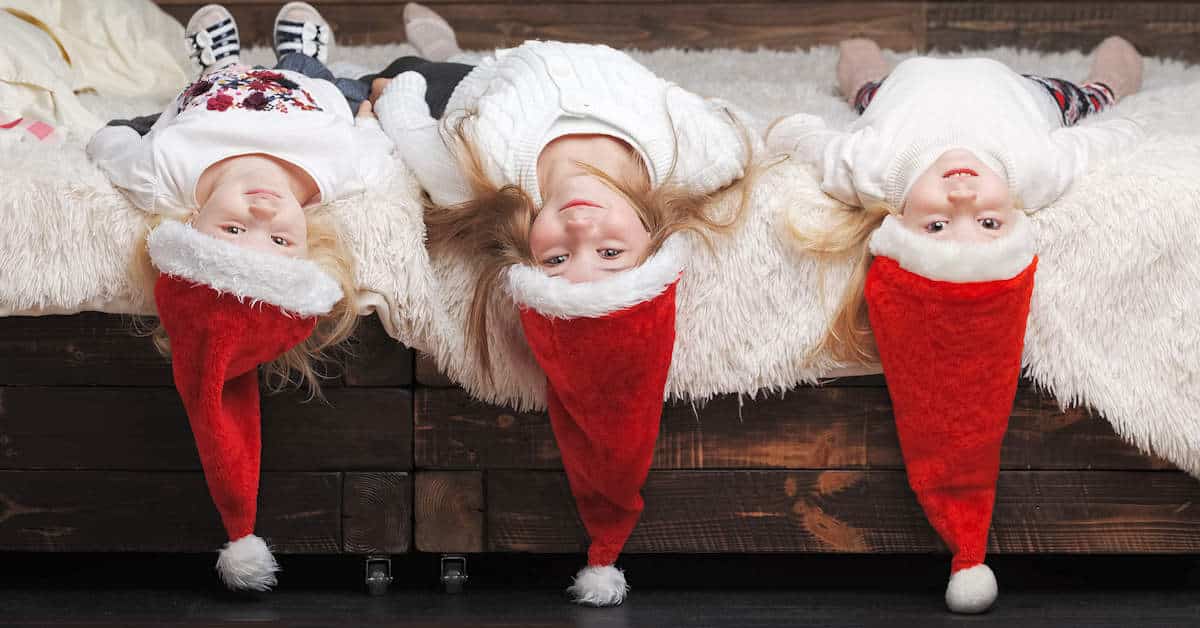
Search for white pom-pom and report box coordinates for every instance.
[567,565,629,607]
[945,563,998,614]
[216,534,279,592]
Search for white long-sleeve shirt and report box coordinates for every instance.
[772,57,1143,211]
[374,41,754,208]
[87,64,393,214]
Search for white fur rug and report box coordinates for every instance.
[2,45,1199,476]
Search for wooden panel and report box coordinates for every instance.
[0,471,341,552]
[0,314,172,386]
[415,387,873,470]
[0,387,412,471]
[343,472,412,553]
[415,353,455,387]
[487,470,1200,554]
[415,385,1164,471]
[157,2,925,51]
[342,316,414,387]
[415,471,484,552]
[927,2,1200,62]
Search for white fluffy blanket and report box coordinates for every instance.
[2,45,1199,475]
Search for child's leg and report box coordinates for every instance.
[360,57,474,119]
[1023,74,1116,127]
[1085,36,1143,101]
[837,39,889,110]
[273,53,372,113]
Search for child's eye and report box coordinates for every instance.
[543,254,568,266]
[271,236,290,247]
[599,248,623,259]
[925,220,947,233]
[978,218,1001,230]
[222,225,245,235]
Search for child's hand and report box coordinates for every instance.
[357,100,377,120]
[369,78,392,105]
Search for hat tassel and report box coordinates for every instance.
[216,534,279,591]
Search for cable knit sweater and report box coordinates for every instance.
[374,41,753,208]
[769,57,1144,211]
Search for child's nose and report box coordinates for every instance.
[564,216,595,235]
[248,204,278,219]
[947,188,977,204]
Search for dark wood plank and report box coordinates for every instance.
[927,2,1200,62]
[0,314,172,386]
[487,470,1200,554]
[415,387,872,470]
[157,2,925,51]
[415,386,1166,471]
[0,471,341,552]
[342,316,414,387]
[342,472,412,553]
[414,471,484,552]
[0,387,412,471]
[415,353,455,387]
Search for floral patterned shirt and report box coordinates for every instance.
[88,65,394,214]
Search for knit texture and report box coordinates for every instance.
[866,257,1037,572]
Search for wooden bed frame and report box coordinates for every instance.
[2,0,1197,593]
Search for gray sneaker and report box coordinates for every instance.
[185,4,240,75]
[274,1,334,63]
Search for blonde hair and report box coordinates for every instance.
[427,114,757,382]
[134,205,359,397]
[789,201,895,365]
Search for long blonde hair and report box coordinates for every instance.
[426,114,758,382]
[789,202,894,365]
[134,205,359,397]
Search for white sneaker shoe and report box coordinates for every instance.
[185,4,240,75]
[274,1,334,63]
[404,2,461,62]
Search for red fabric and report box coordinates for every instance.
[518,282,678,567]
[865,257,1037,573]
[155,275,316,541]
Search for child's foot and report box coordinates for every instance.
[185,4,240,75]
[274,1,333,63]
[836,38,889,104]
[404,3,461,62]
[1086,36,1143,101]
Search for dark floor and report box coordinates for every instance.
[2,553,1199,627]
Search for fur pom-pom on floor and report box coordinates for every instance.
[945,563,998,614]
[567,565,629,607]
[216,534,280,592]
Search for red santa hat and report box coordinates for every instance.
[865,213,1037,614]
[147,220,343,591]
[506,235,686,607]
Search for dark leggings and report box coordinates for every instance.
[108,54,473,135]
[853,74,1116,127]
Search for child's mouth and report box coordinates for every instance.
[245,189,282,199]
[942,168,979,178]
[560,199,601,212]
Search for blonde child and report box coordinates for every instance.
[770,37,1144,613]
[88,2,366,592]
[371,4,755,606]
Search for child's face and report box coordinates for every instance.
[530,172,652,283]
[193,183,309,258]
[901,149,1018,243]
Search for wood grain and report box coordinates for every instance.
[0,387,412,471]
[927,2,1200,62]
[342,472,412,553]
[415,353,455,387]
[342,316,414,387]
[414,471,484,552]
[0,471,341,552]
[415,386,1167,471]
[156,2,924,50]
[487,470,1200,554]
[0,314,172,386]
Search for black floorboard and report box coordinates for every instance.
[2,554,1199,627]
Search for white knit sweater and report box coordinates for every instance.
[770,57,1144,211]
[375,41,753,208]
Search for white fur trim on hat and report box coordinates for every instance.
[868,213,1035,283]
[148,220,342,317]
[506,234,686,319]
[945,563,998,614]
[567,565,629,607]
[216,534,280,592]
